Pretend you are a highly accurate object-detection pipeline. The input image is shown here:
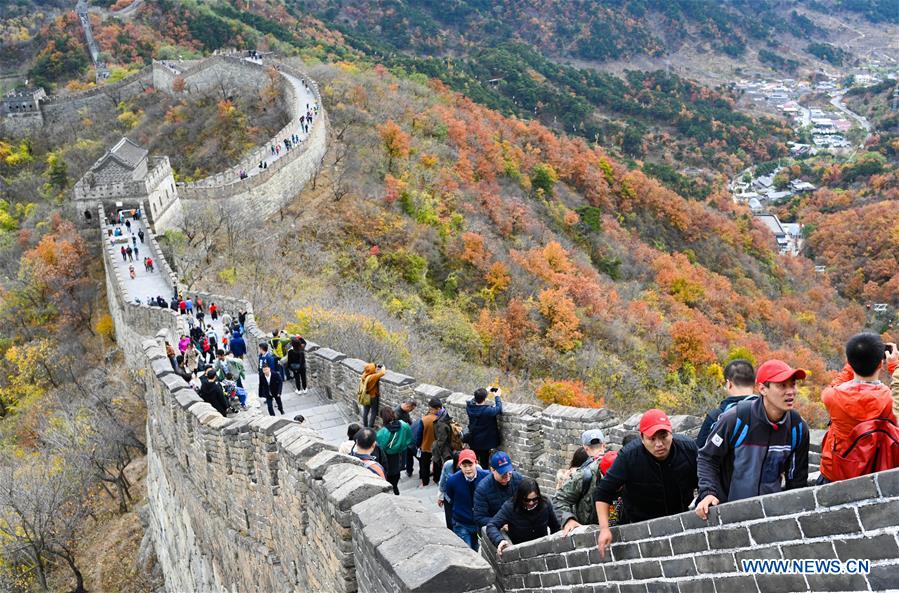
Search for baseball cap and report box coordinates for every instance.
[756,359,807,384]
[639,409,672,437]
[458,449,477,465]
[581,428,606,446]
[427,397,443,409]
[600,450,618,475]
[490,451,514,475]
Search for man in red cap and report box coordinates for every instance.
[594,409,698,559]
[444,448,489,551]
[695,359,810,520]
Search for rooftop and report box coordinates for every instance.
[108,137,148,170]
[756,213,786,236]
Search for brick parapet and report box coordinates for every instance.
[492,469,899,592]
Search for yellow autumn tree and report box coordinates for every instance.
[0,339,53,417]
[538,288,582,351]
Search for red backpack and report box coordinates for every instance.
[827,418,899,481]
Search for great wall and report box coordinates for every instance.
[37,51,899,592]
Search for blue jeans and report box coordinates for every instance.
[452,522,479,552]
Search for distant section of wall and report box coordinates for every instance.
[41,69,152,128]
[0,112,43,137]
[177,109,326,224]
[174,58,328,224]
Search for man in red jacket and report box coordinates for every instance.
[820,333,898,483]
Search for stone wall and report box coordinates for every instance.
[493,470,899,592]
[352,494,495,593]
[153,54,270,98]
[0,111,43,137]
[100,211,494,593]
[64,53,327,236]
[1,68,151,138]
[177,72,327,226]
[41,68,152,128]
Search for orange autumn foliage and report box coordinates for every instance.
[485,261,511,292]
[536,379,603,408]
[378,120,411,169]
[538,288,582,351]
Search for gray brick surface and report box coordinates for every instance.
[761,488,817,517]
[858,499,899,531]
[603,563,632,581]
[610,542,641,562]
[628,560,662,580]
[661,557,696,578]
[670,531,708,555]
[578,565,604,583]
[617,521,651,542]
[798,508,860,537]
[749,517,802,544]
[754,574,809,592]
[717,499,764,524]
[780,541,836,560]
[694,552,736,574]
[876,468,899,496]
[706,526,750,549]
[638,538,672,558]
[805,573,868,592]
[647,515,684,537]
[713,575,758,592]
[833,534,899,561]
[676,578,716,593]
[815,474,878,507]
[867,562,899,591]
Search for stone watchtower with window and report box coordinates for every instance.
[1,87,46,116]
[0,87,47,135]
[73,137,183,232]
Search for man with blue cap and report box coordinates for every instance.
[552,428,607,534]
[473,451,523,526]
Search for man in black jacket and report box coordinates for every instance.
[259,363,284,416]
[594,409,698,559]
[466,387,502,469]
[198,368,230,416]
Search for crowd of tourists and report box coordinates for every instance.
[158,296,899,557]
[157,288,308,418]
[340,332,899,557]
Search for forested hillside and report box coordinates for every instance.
[773,79,899,305]
[298,0,898,60]
[1,0,882,429]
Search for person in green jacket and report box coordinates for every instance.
[552,428,606,534]
[376,407,413,494]
[214,349,246,387]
